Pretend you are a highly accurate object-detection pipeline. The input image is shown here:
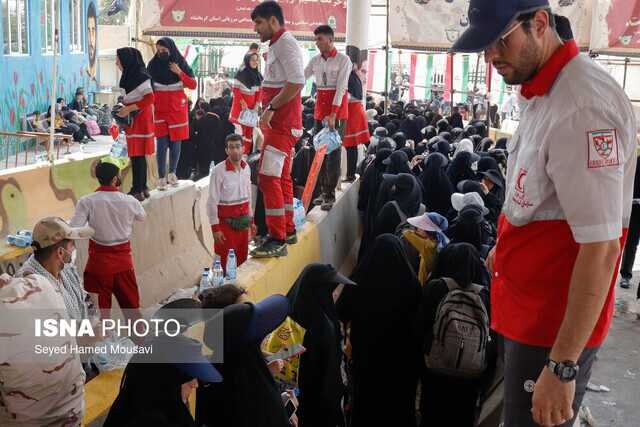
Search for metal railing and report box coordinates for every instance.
[0,131,71,170]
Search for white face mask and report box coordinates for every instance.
[70,249,77,265]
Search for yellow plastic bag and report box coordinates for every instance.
[262,316,306,388]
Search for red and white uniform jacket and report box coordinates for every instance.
[305,49,351,121]
[492,40,637,349]
[261,29,305,138]
[207,159,253,232]
[123,79,155,157]
[230,80,262,124]
[153,71,197,142]
[70,186,147,275]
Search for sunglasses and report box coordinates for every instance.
[485,20,525,53]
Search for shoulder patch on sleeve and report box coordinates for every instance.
[587,129,619,169]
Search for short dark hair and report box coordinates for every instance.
[225,134,243,147]
[56,97,64,103]
[314,25,334,37]
[251,1,284,26]
[199,285,247,309]
[249,42,260,51]
[33,239,70,263]
[95,161,120,186]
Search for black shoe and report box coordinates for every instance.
[342,176,356,183]
[621,277,632,289]
[286,232,298,245]
[313,196,324,206]
[250,238,288,258]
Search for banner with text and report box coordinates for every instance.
[591,0,640,54]
[141,0,347,39]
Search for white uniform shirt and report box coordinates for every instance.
[70,190,146,246]
[304,51,352,107]
[207,160,252,227]
[503,53,637,244]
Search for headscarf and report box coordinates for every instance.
[373,174,423,236]
[147,37,195,85]
[478,137,494,152]
[287,264,353,427]
[421,152,454,216]
[385,150,411,175]
[495,137,508,150]
[104,359,195,427]
[453,138,474,158]
[436,139,452,159]
[117,47,151,94]
[447,151,476,187]
[477,156,500,175]
[235,53,264,90]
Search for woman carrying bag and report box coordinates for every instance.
[148,37,197,190]
[115,47,155,201]
[230,52,263,155]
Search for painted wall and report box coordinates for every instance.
[0,0,98,132]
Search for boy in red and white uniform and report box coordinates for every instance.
[305,25,351,210]
[250,1,305,258]
[70,161,146,319]
[208,134,253,272]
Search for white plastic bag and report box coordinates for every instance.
[313,127,342,154]
[238,109,259,128]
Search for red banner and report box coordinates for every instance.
[605,0,640,50]
[150,0,347,38]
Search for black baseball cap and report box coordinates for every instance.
[478,169,505,189]
[451,0,550,53]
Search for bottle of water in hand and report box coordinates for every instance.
[226,249,237,281]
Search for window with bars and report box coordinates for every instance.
[41,0,60,54]
[2,0,29,55]
[69,0,82,52]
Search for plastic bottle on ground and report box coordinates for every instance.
[226,249,237,281]
[199,268,212,295]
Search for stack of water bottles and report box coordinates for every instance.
[198,249,238,296]
[6,230,33,248]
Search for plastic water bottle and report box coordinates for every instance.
[210,260,224,287]
[209,161,216,175]
[199,268,212,294]
[226,249,237,281]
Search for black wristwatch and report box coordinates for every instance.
[546,359,579,382]
[267,103,277,112]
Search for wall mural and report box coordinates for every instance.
[0,0,98,133]
[87,2,98,81]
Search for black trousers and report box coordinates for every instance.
[346,146,358,179]
[314,120,345,200]
[621,203,640,288]
[130,156,147,194]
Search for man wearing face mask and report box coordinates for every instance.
[70,160,147,318]
[16,217,96,322]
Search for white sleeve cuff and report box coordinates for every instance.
[571,221,623,244]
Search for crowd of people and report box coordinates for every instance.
[2,1,640,427]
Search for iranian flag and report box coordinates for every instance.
[183,45,200,70]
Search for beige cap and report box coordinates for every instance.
[32,216,94,249]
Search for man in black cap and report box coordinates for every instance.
[453,1,637,426]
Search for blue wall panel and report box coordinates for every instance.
[0,0,98,131]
